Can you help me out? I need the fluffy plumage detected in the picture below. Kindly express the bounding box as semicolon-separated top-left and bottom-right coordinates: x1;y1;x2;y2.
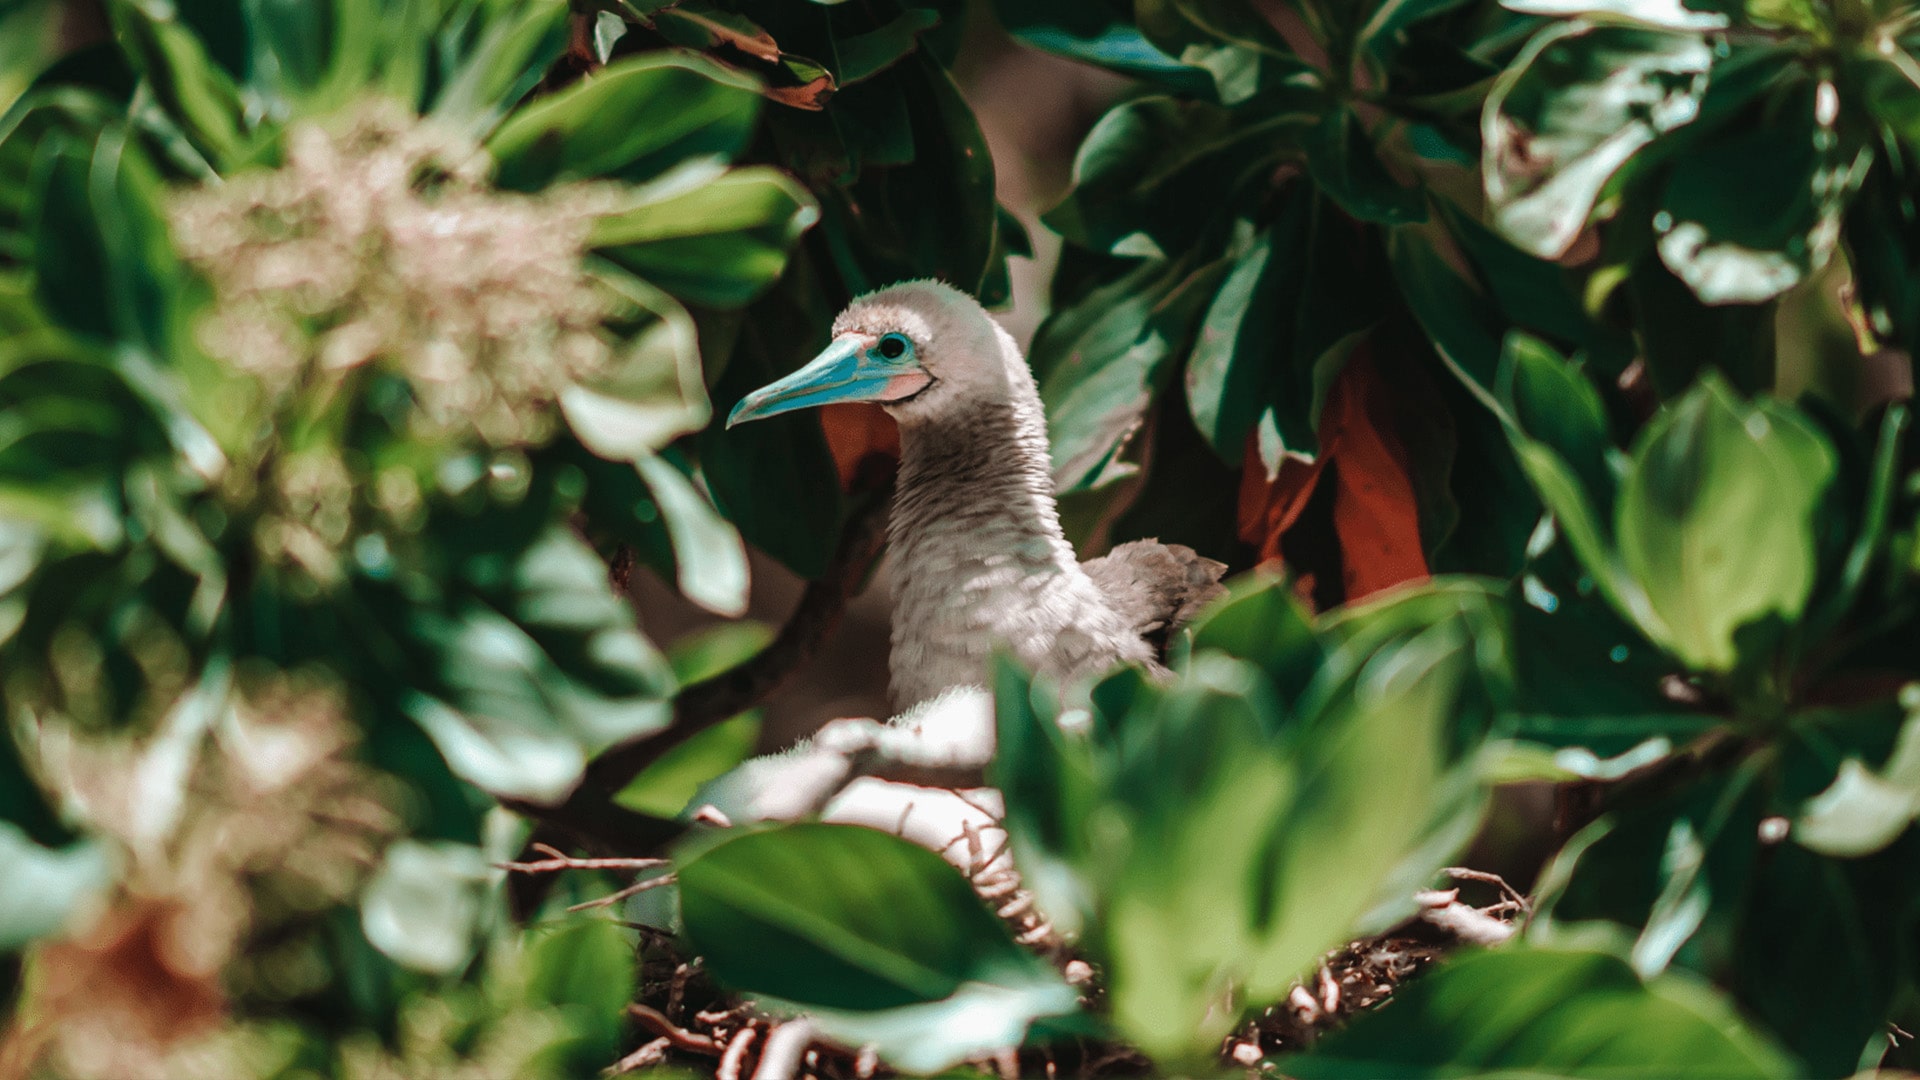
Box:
831;280;1227;708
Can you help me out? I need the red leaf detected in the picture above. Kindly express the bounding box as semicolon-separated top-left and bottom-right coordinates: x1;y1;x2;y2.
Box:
1236;343;1429;604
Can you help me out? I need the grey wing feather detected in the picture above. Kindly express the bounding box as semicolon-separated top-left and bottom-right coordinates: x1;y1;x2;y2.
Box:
1080;539;1229;656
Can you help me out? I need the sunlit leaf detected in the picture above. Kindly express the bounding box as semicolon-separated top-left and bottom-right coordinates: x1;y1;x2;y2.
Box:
678;823;1080;1072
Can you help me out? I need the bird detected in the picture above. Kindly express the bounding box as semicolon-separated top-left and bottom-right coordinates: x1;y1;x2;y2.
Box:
728;279;1227;710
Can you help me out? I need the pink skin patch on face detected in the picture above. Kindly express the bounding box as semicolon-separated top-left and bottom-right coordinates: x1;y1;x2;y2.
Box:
878;370;933;402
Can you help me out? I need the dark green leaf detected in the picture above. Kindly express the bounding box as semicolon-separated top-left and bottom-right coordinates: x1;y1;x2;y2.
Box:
591;168;819;309
991;0;1219;98
1183;571;1325;706
677;823;1079;1073
1485;23;1713;258
1305;107;1426;225
1277;947;1794;1078
1037;256;1230;492
489;53;763;191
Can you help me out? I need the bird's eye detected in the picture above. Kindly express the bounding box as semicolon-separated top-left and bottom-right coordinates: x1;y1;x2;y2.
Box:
877;334;910;360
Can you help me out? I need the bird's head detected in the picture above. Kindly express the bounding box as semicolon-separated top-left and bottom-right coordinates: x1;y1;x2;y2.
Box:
726;280;1016;429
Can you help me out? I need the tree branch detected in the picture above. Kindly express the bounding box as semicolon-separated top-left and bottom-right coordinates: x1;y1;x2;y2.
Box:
504;480;893;879
583;479;892;799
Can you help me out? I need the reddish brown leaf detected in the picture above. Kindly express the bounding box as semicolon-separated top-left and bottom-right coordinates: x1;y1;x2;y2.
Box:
820;402;900;491
763;75;835;111
1237;344;1429;604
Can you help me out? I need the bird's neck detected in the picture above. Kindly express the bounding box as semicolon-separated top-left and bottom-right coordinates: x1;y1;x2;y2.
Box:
890;394;1079;578
885;386;1105;708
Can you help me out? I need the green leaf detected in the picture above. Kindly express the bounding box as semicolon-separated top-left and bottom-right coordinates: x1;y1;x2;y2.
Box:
423;0;571;134
1615;376;1836;674
1729;827;1914;1076
406;526;674;802
1111;626;1474;1068
1497;332;1618;511
562;272;709;463
523;916;638;1071
591;167;819;309
1655;88;1862;304
1305;107;1426;225
990;0;1219;98
1276;947;1794;1078
359;839;492;974
488;53;763;191
1797;691;1920;857
830;7;940;85
1484;23;1712;258
677;823;1080;1073
1182;218;1293;460
1386;226;1511;411
1038;256;1230;492
1045;95;1307;259
1183;571;1325;706
27;135;110;341
635;455;748;618
109;0;247;166
825;53;1000;296
614;712;762;817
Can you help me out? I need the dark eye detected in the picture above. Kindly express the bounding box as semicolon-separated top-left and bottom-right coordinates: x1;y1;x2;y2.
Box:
877;334;910;360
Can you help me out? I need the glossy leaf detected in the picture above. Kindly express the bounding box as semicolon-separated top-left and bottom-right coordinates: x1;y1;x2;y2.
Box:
591;167;819;308
1484;23;1712;259
1277;947;1794;1078
1038;257;1230;492
489;53;763;191
1797;693;1920;857
1615;376;1836;674
1654;90;1861;305
635;455;749;618
561;272;710;464
677;823;1079;1072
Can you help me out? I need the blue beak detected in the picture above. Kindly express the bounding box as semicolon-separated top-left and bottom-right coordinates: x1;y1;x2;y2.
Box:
727;336;920;427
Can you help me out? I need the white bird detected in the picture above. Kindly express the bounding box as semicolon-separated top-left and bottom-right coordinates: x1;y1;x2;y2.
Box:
729;279;1225;710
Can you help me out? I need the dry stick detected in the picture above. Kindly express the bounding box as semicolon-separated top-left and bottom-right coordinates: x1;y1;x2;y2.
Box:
1443;866;1530;912
567;873;677;913
604;1037;671;1077
628;1003;722;1056
717;1025;759;1080
751;1019;818;1080
500;843;669;874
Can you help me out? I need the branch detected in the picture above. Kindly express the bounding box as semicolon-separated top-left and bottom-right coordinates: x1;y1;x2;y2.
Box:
505;480;893;871
587;480;892;797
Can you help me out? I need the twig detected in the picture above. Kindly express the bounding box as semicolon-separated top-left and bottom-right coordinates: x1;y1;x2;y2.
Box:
628;1003;722;1056
1444;866;1530;913
717;1025;759;1080
605;1037;671;1076
568;873;677;912
1415;889;1517;946
752;1019;818;1080
500;843;670;874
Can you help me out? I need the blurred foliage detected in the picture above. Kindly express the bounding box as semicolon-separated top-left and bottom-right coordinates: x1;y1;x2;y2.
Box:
6;0;1920;1077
